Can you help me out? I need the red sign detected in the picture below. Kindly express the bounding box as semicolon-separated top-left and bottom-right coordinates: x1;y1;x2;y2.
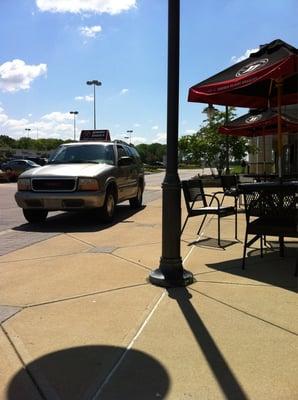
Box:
80;130;111;141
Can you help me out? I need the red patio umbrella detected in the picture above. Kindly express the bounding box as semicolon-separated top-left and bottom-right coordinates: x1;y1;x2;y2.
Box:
188;39;298;175
219;106;298;137
219;106;298;174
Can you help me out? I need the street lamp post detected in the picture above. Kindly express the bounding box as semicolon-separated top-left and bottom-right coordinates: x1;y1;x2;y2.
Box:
149;0;193;287
126;130;133;144
86;80;102;129
25;128;31;138
70;111;79;141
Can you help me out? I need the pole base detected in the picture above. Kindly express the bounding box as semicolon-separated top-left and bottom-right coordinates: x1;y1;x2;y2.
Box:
149;268;194;288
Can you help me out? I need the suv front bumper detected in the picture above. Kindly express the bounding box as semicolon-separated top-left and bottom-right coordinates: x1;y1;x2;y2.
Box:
15;190;106;210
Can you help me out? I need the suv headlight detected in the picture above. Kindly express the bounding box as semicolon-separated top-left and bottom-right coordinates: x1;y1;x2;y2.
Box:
18;178;31;191
78;178;99;191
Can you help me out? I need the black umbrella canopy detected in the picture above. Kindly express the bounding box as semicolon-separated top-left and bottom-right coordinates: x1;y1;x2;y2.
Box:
188;39;298;108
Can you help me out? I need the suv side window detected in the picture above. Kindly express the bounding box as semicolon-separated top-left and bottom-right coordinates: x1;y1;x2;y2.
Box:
117;145;128;159
126;146;142;166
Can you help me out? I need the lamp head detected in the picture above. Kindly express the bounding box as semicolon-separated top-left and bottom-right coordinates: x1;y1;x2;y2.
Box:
202;104;219;120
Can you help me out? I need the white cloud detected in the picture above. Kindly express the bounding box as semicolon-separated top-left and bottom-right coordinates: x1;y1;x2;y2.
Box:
79;25;102;38
153;132;166;144
132;136;147;145
75;95;94;102
120;88;129;95
0;105;79;140
185;129;196;134
133;123;140;128
55;123;73;132
0;108;8;124
3;118;29;130
231;48;259;63
0;59;47;92
36;0;137;15
151;125;159;130
41;111;73;122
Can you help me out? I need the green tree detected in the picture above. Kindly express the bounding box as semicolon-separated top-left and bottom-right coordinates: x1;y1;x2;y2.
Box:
179;107;253;173
135;143;166;164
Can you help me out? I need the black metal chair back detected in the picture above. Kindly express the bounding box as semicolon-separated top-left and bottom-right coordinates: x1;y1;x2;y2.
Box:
241;184;297;273
220;175;239;193
182;179;207;213
243;187;297;220
181;179;237;245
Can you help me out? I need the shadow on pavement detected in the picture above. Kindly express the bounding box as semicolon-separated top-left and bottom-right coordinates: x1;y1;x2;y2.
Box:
205;246;298;292
12;205;145;234
7;345;170;400
187;237;238;250
167;287;248;400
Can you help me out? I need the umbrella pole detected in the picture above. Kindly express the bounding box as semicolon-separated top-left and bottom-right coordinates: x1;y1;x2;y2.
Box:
276;81;283;177
263;133;266;175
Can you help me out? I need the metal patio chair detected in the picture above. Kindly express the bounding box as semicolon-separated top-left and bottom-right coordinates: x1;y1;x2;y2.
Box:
220;175;241;237
242;184;298;274
181;179;237;246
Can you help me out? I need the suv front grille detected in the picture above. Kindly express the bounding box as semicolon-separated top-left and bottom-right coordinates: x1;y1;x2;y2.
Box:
32;178;76;192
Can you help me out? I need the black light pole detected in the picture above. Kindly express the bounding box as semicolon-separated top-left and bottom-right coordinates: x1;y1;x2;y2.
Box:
86;80;102;129
126;130;133;144
149;0;193;287
70;111;79;141
25;128;31;138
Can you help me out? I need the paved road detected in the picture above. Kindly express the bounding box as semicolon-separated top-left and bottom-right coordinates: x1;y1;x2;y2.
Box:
0;169;199;255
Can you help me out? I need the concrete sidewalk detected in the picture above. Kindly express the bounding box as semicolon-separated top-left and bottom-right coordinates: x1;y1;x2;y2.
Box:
0;190;297;399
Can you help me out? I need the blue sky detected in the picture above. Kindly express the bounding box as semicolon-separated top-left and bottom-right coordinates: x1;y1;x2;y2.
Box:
0;0;297;144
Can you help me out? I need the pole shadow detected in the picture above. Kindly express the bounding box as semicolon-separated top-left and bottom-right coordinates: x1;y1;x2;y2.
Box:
167;287;248;400
7;345;169;400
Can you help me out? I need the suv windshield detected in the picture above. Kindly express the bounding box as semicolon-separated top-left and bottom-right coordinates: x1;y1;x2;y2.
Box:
48;144;115;165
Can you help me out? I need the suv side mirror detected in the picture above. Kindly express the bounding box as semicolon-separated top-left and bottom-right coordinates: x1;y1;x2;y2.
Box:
118;156;133;166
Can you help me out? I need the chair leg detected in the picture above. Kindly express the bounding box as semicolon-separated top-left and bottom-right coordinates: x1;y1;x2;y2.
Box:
218;215;221;247
260;235;263;257
242;230;248;269
181;216;189;235
234;197;238;240
220;194;226;206
279;236;285;257
197;215;207;236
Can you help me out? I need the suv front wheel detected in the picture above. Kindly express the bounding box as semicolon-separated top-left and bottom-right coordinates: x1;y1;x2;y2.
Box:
129;183;143;209
23;209;48;223
101;189;116;222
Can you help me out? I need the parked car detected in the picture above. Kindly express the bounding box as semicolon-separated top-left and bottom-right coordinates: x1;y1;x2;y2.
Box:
1;159;40;181
15;140;145;223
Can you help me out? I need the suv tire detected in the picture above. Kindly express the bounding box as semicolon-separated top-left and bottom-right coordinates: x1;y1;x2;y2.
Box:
129;183;143;209
23;209;48;223
101;188;116;222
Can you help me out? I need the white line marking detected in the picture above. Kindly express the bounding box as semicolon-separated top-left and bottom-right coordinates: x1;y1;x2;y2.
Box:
91;291;166;399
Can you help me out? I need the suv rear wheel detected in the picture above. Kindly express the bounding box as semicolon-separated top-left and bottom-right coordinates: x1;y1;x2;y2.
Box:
23;209;48;223
101;188;116;222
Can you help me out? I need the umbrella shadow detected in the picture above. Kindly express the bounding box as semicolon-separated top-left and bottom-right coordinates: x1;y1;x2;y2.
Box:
205;243;298;292
7;345;170;400
167;287;248;400
12;205;146;234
